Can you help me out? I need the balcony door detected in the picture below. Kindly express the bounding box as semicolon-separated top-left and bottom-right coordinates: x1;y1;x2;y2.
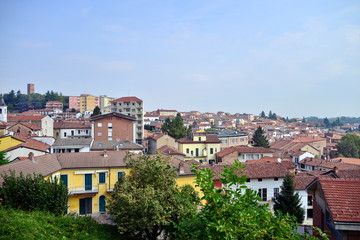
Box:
79;197;92;215
85;174;92;190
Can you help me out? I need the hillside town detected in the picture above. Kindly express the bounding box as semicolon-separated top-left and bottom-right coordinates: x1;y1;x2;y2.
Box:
0;85;360;239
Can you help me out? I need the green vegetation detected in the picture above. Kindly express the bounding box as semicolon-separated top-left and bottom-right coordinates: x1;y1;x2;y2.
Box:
2;89;68;113
91;106;101;117
161;113;192;139
173;162;314;239
0;151;10;165
0;207;119;240
337;134;360;158
252;126;269;148
274;174;305;224
108;153;199;239
0;171;68;215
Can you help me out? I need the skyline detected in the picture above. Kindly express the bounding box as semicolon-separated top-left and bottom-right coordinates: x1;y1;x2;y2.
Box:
1;0;359;118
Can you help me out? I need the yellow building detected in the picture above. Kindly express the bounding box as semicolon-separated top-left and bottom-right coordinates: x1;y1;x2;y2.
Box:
0;151;197;215
0;135;24;151
177;131;221;164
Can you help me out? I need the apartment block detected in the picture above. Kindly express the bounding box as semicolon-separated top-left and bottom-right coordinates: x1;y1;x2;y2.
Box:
110;96;144;144
99;95;115;114
69;94;100;113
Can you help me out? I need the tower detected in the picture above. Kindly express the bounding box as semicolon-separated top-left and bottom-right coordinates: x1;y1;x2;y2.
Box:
0;94;7;122
27;83;35;94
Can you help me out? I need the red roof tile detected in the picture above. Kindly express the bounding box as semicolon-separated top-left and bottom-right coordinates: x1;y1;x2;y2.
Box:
8;115;47;121
157;145;185;156
112;96;142;102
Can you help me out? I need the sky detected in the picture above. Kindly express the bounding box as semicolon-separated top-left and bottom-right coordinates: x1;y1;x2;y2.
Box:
0;0;359;118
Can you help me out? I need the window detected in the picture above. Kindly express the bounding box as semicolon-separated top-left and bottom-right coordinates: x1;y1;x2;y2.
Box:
196;148;199;157
186;148;189;154
210;148;213;154
258;178;262;182
308;195;313;206
118;103;122;106
132;102;135;105
60;174;68;186
199;137;202;141
99;172;106;184
64;132;67;137
108;123;112;128
86;130;89;134
97;123;102;127
274;188;279;198
78;130;81;134
117;171;125;181
301;164;305;169
258;188;267;201
119;109;122;112
98;132;102;136
85;174;92;190
132;109;135;112
246;178;250;182
274;177;278;181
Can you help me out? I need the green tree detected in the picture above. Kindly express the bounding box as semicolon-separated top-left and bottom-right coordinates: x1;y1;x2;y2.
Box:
252;126;269;148
323;117;331;128
260;111;266;118
0;171;68;215
108;153;199;240
161;113;192;140
0;151;10;165
173;162;314;239
274;174;305;224
337;134;360;158
91;106;101;117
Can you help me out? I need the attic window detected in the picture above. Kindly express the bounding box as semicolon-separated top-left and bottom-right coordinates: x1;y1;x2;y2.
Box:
274;177;278;181
246;179;250;182
258;178;262;182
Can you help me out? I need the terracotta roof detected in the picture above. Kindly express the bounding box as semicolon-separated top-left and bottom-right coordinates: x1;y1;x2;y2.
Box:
91;140;143;151
90;112;136;121
54;121;91;129
53;138;92;147
112;96;142;102
0;120;13;127
157;145;185;156
294;175;316;190
216;146;273;158
332;169;360;178
8;115;47;121
293;136;325;143
319;178;360;222
148;133;164;140
246;156;278;163
4;138;51;153
11;122;41;131
177;135;220;144
332;157;360;165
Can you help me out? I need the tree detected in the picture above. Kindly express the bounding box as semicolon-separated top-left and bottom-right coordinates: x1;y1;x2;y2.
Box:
0;171;68;215
0;151;10;165
337;134;360;158
173;162;315;239
302;117;306;123
108;153;199;240
260;111;266;118
252;126;269;148
274;174;305;224
323;117;331;128
161;113;192;140
268;110;272;119
91;106;101;117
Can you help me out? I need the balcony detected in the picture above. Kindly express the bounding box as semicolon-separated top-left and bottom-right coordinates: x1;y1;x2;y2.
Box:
68;186;99;196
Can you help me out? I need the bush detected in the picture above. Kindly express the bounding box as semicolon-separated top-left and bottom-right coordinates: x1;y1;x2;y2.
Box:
0;171;68;215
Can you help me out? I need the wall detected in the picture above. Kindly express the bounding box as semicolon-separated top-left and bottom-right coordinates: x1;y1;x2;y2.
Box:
7;148;46;161
0;136;23;151
93;117;134;142
41;116;54;137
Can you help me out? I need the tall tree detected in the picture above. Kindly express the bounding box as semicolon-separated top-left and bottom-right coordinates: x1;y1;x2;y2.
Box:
274;174;305;224
91;106;101;117
260;111;266;118
337;134;360;158
161;113;192;140
323;117;331;128
268;110;272;119
252;126;269;148
108;153;199;240
0;151;10;165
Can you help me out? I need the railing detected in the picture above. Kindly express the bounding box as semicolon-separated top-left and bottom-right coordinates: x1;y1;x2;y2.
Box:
68;186;99;195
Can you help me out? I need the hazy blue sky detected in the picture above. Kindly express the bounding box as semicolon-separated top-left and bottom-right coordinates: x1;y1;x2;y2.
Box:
1;0;359;117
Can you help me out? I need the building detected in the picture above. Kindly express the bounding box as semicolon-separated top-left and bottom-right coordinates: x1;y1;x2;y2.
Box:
69;94;100;114
0;95;7;122
177;131;221;164
110;96;144;144
90;112;136;142
210;131;248;150
51;138;93;153
307;178;360;239
99;95;115;114
53;120;91;139
147;133;178;154
7;114;54;137
0;151;197;215
45;101;63;110
216;146;274;163
27;83;35;94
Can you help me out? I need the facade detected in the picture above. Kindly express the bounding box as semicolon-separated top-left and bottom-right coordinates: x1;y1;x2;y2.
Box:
216;146;274;163
177;132;221;164
110;96;144;144
69;94;100;113
147;133;178;154
90;112;136;142
99;95;115;114
210;131;248;150
7;114;54;137
51;138;92;153
0;151;197;215
45;101;63;110
54;120;91;139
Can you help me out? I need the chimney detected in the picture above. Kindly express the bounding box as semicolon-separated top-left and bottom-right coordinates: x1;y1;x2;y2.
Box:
179;162;185;174
103;150;108;158
333;166;338;173
295;169;299;175
28;152;35;163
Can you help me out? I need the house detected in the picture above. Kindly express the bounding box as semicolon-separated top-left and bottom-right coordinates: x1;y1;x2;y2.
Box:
299;157;360;172
7;114;54;137
157;145;186;160
147;133;178;154
216;146;274;163
90;140;143;154
306;178;360;239
177;131;221;164
110;96;144;144
209;131;248;150
8;122;42;136
0;151;197;215
51;138;93;153
45;101;63;110
53;120;91;139
90;112;136;142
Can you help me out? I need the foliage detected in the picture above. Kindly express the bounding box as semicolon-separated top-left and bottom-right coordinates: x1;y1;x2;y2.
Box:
91;106;101;117
0;171;68;215
252;126;269;148
260;111;266;118
0;206;120;240
161;113;192;140
173;161;315;240
0;151;10;165
274;174;305;224
108;153;199;240
323;117;331;128
337;134;360;158
2;89;68;113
